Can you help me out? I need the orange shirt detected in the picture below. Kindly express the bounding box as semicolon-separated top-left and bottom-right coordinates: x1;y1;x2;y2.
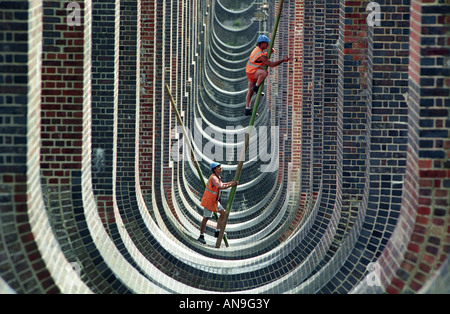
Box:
246;46;267;74
200;174;221;212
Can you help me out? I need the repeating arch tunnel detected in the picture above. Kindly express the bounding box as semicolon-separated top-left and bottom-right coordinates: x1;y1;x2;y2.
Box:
0;0;449;294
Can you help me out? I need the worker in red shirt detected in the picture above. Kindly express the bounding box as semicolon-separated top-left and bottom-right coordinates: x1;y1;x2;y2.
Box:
198;162;238;244
245;35;292;116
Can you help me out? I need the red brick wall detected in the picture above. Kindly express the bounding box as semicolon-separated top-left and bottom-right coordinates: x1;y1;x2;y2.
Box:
291;1;304;175
379;0;450;294
139;0;156;197
41;1;86;185
337;0;369;210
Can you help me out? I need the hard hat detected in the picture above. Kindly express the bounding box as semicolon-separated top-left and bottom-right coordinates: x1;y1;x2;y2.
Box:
257;35;270;43
210;162;221;171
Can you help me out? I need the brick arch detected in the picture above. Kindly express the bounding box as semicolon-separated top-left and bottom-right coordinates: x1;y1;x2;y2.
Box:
0;0;449;294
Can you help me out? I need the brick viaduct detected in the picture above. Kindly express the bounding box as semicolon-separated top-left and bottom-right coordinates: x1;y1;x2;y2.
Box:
0;0;449;294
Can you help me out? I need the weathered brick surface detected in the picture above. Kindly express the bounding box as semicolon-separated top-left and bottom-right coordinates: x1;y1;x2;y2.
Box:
91;0;120;236
0;0;449;294
39;0;130;293
379;0;450;294
0;0;60;294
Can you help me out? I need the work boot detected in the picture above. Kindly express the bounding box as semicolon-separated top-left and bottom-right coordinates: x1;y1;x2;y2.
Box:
245;108;259;117
252;85;265;97
198;234;206;244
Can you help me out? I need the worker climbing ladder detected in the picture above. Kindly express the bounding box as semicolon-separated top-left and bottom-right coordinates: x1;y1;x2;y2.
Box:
165;84;230;247
215;0;285;248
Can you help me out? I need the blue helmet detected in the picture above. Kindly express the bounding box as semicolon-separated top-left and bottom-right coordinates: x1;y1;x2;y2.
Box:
257;35;270;43
210;162;221;171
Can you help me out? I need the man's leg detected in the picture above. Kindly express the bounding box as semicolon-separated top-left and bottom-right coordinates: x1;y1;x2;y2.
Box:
200;217;209;235
215;208;226;237
246;80;256;110
198;208;211;244
245;70;267;116
252;69;268;93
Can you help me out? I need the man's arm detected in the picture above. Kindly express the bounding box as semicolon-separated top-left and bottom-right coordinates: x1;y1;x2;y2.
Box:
258;55;291;68
211;177;238;190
